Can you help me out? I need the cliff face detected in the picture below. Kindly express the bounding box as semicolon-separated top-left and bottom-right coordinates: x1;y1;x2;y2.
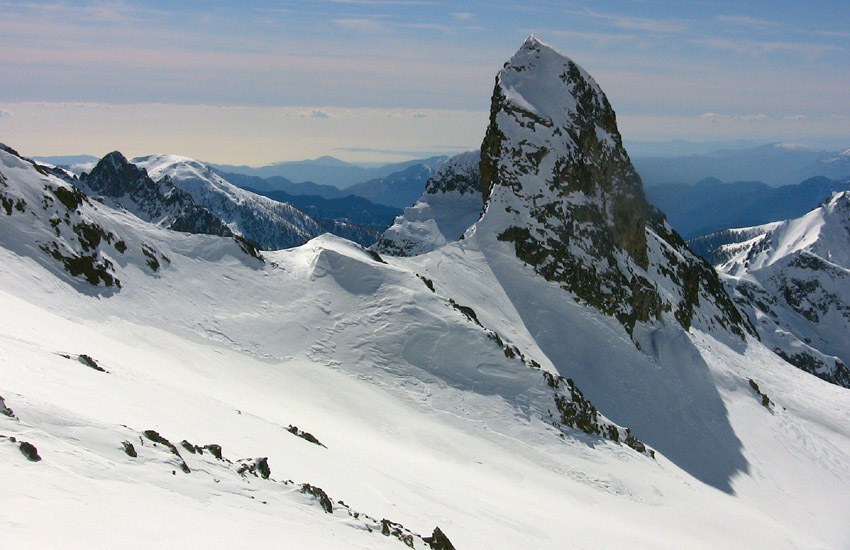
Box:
476;36;752;339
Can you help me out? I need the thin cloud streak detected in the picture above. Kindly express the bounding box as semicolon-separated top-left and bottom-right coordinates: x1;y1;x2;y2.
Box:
694;37;842;56
716;15;782;28
574;8;689;34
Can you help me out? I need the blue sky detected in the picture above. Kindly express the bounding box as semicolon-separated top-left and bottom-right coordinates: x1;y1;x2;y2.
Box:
1;1;848;163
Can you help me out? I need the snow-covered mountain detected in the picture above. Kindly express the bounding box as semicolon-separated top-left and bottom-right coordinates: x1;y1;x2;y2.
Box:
375;150;482;256
78;151;234;238
2;37;850;550
693;192;850;387
0;144;263;292
130;155;334;250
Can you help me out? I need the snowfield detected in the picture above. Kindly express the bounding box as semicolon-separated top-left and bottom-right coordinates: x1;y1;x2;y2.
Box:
2;226;849;549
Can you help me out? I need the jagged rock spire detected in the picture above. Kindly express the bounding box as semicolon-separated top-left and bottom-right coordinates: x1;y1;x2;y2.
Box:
477;37;752;338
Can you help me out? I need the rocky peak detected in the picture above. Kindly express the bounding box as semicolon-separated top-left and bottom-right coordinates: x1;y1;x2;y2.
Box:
481;36;648;265
83;151;154;197
478;37;752;339
80;151;233;239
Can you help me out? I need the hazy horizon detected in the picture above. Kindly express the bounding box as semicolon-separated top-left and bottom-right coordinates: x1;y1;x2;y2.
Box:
2;1;848;164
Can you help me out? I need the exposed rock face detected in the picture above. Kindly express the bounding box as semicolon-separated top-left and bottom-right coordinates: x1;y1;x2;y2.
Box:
81;152;233;238
477;36;752;339
375;150;483;256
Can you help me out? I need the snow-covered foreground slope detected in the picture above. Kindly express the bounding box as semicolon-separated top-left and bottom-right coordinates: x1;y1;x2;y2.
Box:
2;231;850;549
697;192;850;387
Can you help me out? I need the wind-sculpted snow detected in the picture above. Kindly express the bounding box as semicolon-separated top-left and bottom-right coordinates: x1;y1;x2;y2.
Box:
375;150;483;256
700;192;850;387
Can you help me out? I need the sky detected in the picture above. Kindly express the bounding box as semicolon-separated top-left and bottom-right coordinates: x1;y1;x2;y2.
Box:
1;0;848;165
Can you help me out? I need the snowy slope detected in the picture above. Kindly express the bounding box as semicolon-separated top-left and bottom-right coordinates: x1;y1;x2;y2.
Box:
375;150;482;256
2;37;850;550
2;190;849;549
697;192;850;386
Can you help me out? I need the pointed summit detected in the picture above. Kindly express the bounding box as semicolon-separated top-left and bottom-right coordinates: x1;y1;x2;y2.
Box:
480;36;648;266
477;37;752;338
521;34;543;47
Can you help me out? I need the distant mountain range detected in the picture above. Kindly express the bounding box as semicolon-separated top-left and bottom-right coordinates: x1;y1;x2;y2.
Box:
646;176;850;240
248;189;401;230
219;161;440;210
634;143;850;187
211;155;447;188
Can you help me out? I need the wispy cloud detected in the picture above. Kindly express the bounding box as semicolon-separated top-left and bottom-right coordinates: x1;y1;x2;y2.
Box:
400;22;452;32
331;16;459;34
451;12;473;21
302;109;331;119
306;0;437;4
701;113;769;123
1;0;169;24
332;17;388;32
546;29;639;46
716;15;782;28
694;38;841;56
817;30;850;38
575;9;688;33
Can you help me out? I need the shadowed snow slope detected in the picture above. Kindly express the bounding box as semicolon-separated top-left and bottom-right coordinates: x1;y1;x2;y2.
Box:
1;38;850;550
